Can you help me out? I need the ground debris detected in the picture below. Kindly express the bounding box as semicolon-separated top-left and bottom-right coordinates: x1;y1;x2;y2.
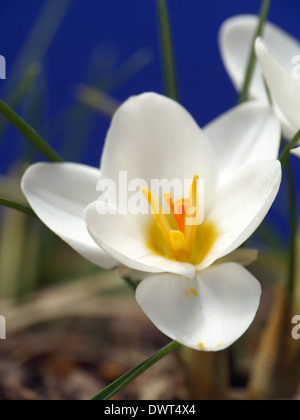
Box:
0;316;185;400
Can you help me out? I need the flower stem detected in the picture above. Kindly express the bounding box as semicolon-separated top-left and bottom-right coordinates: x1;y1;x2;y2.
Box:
0;197;36;217
0;99;63;163
91;340;180;400
285;159;297;298
279;129;300;167
238;0;270;104
157;0;179;101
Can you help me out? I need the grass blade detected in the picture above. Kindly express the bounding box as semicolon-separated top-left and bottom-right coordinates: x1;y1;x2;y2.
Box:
0;64;41;148
0;99;63;162
75;85;120;117
279;129;300;167
238;0;271;104
92;340;180;400
0;197;35;216
3;0;73;96
157;0;179;101
285;160;297;298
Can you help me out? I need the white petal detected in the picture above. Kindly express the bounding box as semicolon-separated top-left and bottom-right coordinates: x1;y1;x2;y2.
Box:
291;147;300;158
255;38;300;135
85;201;196;279
275;108;299;140
198;160;281;269
204;101;281;183
136;263;261;351
219;15;267;100
100;92;219;212
219;15;300;138
21;162;117;269
219;15;300;100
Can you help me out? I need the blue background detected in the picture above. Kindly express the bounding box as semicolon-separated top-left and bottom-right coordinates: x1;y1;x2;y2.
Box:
0;0;300;165
0;0;299;243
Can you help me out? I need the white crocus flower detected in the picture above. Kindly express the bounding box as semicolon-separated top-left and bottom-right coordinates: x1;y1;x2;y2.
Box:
255;38;300;145
220;15;300;154
22;93;281;351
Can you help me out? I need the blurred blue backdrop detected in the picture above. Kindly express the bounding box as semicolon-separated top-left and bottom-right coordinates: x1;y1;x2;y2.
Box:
0;0;299;243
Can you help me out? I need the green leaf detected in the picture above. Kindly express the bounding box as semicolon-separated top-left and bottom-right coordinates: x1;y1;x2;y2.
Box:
3;0;73;96
157;0;179;101
0;197;36;217
238;0;271;104
285;160;297;299
92;340;180;400
0;99;63;163
279;129;300;167
0;64;41;146
278;131;300;299
7;64;41;109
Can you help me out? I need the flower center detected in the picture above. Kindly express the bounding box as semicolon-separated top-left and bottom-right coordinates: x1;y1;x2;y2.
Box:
141;175;217;265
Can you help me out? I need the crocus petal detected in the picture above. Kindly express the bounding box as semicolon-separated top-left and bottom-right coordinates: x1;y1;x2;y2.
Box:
219;15;300;138
197;160;281;269
219;15;300;100
291;147;300;158
136;263;261;351
204;101;281;182
85;201;196;279
100;92;219;212
255;38;300;135
21;162;117;269
219;15;267;100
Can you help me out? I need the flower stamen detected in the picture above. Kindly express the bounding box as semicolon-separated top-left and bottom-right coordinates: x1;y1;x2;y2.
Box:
142;175;206;262
141;187;172;249
185;175;199;251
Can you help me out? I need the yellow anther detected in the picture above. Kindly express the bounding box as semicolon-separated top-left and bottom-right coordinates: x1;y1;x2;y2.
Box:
189;175;199;208
141;187;172;248
142;175;217;265
185;175;199;249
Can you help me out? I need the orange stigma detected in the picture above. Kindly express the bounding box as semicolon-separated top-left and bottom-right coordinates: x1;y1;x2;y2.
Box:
141;175;217;264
